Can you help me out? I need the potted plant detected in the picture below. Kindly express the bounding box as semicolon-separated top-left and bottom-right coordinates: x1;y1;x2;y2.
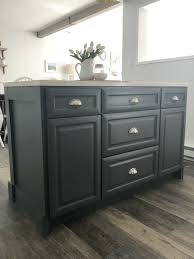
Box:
69;42;105;80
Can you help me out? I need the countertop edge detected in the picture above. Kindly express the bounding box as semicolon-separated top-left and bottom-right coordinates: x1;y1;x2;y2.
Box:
4;80;189;88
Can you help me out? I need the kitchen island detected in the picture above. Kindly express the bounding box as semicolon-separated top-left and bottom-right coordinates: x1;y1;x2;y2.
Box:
5;80;187;236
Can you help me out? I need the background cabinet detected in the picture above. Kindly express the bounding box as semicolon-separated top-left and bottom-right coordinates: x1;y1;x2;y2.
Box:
48;115;101;218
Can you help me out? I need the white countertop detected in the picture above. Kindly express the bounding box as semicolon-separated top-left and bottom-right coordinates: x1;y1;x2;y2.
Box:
4;80;188;88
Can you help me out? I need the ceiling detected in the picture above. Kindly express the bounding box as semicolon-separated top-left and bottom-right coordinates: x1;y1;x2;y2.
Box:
0;0;96;31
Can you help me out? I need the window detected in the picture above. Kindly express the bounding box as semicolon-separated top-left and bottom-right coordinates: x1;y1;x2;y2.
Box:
138;0;194;62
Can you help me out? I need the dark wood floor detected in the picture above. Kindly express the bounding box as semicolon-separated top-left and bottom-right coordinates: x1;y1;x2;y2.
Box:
0;148;194;258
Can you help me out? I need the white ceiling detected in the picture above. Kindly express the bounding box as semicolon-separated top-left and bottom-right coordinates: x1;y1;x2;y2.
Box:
0;0;96;31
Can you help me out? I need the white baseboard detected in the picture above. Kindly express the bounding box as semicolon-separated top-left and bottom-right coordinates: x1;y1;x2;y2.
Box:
184;146;194;161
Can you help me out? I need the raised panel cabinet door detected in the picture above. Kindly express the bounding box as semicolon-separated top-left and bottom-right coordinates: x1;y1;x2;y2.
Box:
48;116;101;218
159;107;185;175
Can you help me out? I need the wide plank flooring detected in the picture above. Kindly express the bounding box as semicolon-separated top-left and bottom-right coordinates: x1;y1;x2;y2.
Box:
0;147;194;258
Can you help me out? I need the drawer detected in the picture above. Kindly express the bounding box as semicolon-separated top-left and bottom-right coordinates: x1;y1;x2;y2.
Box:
162;88;187;108
102;110;160;156
46;88;101;118
102;87;161;113
102;147;158;197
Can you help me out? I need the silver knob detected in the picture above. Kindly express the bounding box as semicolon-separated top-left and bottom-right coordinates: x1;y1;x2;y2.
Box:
128;128;139;134
69;99;82;107
130;97;139;105
171;96;179;102
128;168;138;175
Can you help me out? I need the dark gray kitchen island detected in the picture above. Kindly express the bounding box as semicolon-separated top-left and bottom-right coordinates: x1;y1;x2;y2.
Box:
4;80;187;236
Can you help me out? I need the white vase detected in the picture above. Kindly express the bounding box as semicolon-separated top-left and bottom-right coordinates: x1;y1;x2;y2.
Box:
75;58;94;80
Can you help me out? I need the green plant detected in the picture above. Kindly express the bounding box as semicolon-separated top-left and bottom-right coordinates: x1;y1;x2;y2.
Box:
69;42;105;62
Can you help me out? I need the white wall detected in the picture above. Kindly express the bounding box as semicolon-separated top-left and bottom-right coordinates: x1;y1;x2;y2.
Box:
0;28;70;82
64;6;123;78
122;0;194;148
0;6;123;83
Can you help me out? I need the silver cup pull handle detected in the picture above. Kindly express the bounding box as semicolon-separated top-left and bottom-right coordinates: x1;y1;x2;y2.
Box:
128;168;138;175
128;128;139;134
69;99;82;107
130;97;139;105
171;96;180;102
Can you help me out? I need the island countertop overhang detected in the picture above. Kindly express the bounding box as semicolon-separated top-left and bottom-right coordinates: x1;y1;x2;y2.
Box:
4;80;188;88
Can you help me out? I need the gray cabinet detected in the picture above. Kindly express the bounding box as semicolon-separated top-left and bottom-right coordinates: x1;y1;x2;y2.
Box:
5;85;187;236
48;116;101;218
159;107;185;176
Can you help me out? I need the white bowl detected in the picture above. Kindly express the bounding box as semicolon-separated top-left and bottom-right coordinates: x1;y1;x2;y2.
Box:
94;73;107;81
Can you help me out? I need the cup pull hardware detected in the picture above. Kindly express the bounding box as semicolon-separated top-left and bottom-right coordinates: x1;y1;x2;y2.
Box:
128;168;138;175
128;128;139;134
68;99;82;107
130;97;139;105
171;96;180;102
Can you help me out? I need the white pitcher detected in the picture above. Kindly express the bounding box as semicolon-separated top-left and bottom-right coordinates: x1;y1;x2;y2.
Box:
75;58;94;80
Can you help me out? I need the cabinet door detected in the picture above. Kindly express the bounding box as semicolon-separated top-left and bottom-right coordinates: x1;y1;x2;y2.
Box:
159;108;185;175
48;116;101;218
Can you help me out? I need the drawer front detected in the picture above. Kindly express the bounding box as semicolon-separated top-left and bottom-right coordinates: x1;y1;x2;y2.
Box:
46;88;101;117
102;87;161;113
162;88;187;108
102;147;158;197
102;110;160;157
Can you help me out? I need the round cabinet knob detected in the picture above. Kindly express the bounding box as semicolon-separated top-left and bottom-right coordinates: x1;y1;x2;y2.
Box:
128;127;139;134
171;96;180;102
128;168;138;175
130;97;139;105
69;99;82;107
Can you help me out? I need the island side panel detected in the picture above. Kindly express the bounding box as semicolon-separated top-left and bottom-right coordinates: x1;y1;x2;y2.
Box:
5;86;47;221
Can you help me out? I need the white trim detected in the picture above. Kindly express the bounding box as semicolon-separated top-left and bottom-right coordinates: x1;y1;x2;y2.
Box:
184;156;194;162
184;149;194;160
185;145;194;150
136;55;194;66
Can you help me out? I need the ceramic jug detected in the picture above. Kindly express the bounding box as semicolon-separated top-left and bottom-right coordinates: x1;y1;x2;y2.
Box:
75;58;94;80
